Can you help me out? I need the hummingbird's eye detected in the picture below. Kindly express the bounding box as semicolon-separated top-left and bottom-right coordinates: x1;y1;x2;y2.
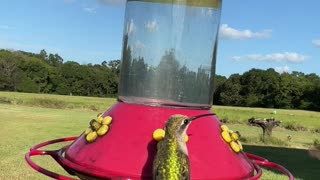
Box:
184;119;189;125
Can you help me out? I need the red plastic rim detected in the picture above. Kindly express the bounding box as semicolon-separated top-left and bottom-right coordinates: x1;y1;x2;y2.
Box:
25;137;77;180
25;137;294;180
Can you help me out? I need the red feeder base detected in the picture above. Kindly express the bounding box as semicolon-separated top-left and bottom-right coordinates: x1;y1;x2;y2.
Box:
25;102;294;180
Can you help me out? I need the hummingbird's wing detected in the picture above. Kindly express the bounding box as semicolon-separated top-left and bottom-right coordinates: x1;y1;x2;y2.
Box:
179;152;190;180
153;140;190;180
153;140;164;180
152;155;159;180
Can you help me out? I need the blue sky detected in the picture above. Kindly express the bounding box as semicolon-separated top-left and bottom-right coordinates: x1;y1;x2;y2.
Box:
0;0;319;76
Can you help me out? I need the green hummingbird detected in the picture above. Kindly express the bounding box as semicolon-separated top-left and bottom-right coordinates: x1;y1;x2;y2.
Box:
152;113;215;180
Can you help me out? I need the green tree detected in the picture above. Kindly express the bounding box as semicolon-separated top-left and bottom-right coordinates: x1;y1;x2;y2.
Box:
39;49;48;61
0;50;23;91
56;61;82;95
219;74;243;106
240;69;279;107
213;75;227;104
106;60;120;75
301;73;320;110
18;57;51;93
47;53;63;67
274;72;306;109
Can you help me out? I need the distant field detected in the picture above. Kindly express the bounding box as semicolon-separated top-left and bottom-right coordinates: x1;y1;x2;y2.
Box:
0;92;320;129
0;91;116;111
1;91;319;129
213;105;320;130
0;91;319;149
0;92;319;179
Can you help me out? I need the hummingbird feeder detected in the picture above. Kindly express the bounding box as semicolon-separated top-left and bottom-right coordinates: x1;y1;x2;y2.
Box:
26;0;294;179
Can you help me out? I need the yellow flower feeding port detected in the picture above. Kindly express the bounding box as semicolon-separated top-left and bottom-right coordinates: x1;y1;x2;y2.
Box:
85;115;113;143
220;125;243;153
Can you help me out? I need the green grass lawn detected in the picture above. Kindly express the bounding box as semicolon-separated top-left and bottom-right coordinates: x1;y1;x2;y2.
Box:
0;92;319;179
1;91;319;129
0;91;116;111
0;104;96;180
226;123;319;149
213;105;320;130
244;145;319;180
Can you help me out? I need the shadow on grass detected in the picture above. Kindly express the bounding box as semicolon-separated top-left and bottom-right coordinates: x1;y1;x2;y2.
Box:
244;145;320;180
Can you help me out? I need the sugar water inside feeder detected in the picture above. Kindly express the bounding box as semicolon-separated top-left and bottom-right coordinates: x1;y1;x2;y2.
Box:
118;0;222;108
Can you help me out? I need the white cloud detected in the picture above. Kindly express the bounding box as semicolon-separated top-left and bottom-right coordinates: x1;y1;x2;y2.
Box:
231;56;241;61
275;66;290;74
83;7;97;13
219;24;272;40
312;39;320;47
201;9;214;17
145;20;158;32
135;40;144;49
0;25;9;30
97;0;126;6
231;52;310;64
127;19;136;35
0;37;60;54
206;9;213;17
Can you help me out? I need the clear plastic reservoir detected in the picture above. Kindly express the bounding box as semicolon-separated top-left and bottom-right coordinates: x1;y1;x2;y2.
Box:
118;0;222;108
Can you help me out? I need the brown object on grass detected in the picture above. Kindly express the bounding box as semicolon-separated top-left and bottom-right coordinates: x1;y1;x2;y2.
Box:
308;149;320;160
248;117;281;137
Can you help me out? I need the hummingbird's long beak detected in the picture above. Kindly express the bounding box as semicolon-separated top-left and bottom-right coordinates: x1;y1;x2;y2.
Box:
189;113;216;121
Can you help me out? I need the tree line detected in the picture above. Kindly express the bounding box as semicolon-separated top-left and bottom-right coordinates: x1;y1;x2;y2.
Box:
0;49;319;111
214;69;320;111
0;49;119;97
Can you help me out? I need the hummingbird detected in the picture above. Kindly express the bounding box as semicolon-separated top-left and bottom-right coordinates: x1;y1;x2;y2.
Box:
152;113;215;180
